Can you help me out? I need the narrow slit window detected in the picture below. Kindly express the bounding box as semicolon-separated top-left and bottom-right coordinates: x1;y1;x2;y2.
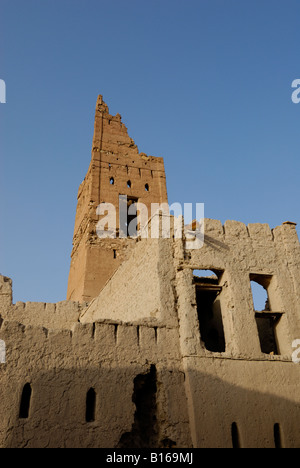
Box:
127;180;131;188
110;177;114;185
145;183;149;192
19;383;32;419
274;423;283;448
231;422;241;448
194;269;225;353
86;388;96;423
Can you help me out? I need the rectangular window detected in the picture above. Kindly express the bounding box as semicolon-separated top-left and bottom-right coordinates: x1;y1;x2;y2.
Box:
119;195;139;238
127;196;139;237
194;270;225;353
250;274;283;355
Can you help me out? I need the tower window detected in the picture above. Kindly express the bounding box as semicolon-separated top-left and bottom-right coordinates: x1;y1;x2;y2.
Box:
127;180;132;188
110;177;114;185
127;197;138;237
145;184;149;192
19;383;32;419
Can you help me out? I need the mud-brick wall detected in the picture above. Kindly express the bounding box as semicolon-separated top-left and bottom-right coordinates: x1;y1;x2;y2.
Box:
177;219;300;358
0;275;84;330
175;219;300;448
0;319;191;448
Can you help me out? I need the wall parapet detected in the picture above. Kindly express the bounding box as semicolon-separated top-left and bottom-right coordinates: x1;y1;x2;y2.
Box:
0;277;87;330
0;276;13;309
0;318;181;369
203;218;299;244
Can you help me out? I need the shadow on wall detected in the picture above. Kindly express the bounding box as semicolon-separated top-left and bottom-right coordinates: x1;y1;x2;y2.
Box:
1;365;300;448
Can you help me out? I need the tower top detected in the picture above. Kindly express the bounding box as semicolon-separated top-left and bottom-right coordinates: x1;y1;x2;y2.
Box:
96;94;110;114
92;94;140;159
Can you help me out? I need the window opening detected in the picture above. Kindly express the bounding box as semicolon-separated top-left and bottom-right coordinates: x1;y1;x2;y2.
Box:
127;196;138;237
194;269;225;353
86;388;96;423
274;423;283;448
231;422;241;448
250;274;282;355
19;383;32;419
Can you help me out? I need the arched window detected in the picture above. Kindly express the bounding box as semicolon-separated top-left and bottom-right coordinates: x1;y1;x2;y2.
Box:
19;383;32;419
127;180;132;188
145;183;149;192
86;388;96;423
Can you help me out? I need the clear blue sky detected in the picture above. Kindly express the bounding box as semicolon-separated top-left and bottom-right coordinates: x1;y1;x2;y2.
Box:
1;0;299;303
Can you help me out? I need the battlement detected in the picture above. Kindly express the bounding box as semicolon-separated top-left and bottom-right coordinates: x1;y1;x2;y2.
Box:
0;277;86;330
0;318;180;368
202;218;299;244
0;313;190;449
0;276;12;308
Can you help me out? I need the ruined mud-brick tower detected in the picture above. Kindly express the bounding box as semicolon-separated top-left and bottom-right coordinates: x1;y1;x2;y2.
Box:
67;96;168;302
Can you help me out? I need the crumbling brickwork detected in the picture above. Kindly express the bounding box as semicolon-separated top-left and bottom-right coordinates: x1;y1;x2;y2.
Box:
67;96;168;302
0;301;190;448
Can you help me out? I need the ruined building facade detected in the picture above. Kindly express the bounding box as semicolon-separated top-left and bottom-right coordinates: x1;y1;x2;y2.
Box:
0;97;300;448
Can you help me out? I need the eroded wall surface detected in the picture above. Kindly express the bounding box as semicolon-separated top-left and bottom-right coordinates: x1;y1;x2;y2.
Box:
0;318;190;448
1;218;300;447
